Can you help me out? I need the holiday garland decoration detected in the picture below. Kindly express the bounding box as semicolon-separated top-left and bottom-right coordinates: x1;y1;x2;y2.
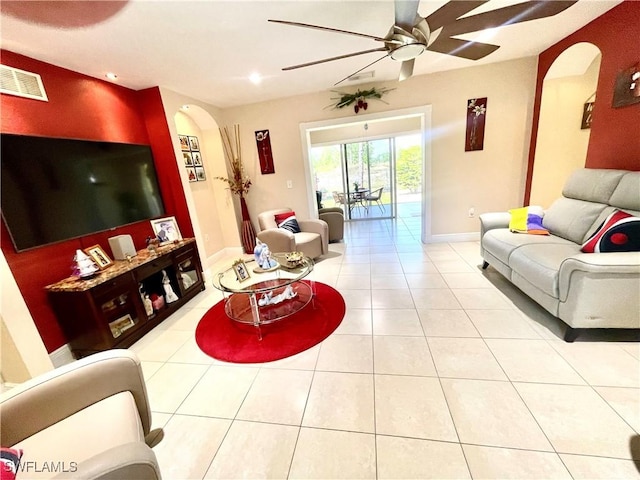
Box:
328;87;395;113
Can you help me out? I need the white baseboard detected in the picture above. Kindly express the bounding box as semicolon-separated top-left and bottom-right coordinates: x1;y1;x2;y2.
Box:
429;232;480;243
49;344;75;367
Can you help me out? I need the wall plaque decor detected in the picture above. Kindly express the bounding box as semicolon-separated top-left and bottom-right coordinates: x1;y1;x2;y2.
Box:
612;63;640;108
581;101;595;129
256;129;275;174
465;98;487;152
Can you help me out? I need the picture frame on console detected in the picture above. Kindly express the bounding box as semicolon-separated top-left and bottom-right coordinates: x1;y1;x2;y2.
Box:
232;259;250;282
84;244;113;269
150;216;182;243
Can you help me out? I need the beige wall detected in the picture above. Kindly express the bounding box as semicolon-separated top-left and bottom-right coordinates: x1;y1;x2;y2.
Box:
220;56;538;236
530;56;600;208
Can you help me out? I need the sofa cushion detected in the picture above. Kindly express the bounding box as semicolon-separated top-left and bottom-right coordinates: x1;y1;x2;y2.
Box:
12;391;144;479
1;448;22;480
581;210;640;253
482;229;573;265
609;171;640;211
274;211;301;234
562;168;627;204
509;243;582;298
542;197;607;244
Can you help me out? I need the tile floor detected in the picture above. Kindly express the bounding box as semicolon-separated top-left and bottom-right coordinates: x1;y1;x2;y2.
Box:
131;216;640;479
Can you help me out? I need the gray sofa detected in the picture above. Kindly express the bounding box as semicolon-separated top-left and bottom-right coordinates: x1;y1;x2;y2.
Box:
480;168;640;341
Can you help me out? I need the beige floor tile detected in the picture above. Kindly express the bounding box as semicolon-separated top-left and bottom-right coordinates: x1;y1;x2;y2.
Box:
162;306;209;331
550;342;640;387
373;336;436;376
559;453;640;479
372;308;424;336
375;375;458;441
235;369;313;425
289;428;376;479
177;365;258;418
371;274;408;290
441;378;552;451
619;342;640;360
427;250;464;262
333;308;372;335
411;289;462;309
204;420;298;479
428;337;507;380
418;309;480;337
340;263;371;275
405;273;448;289
370;252;400;264
371;262;404;274
377;435;470;479
168;336;217;364
369;245;398;254
400;260;439;273
515;382;638;459
131;329;192;362
302;371;375;433
337;274;371;290
485;339;585;384
452;288;513;309
595;386;640;432
152;414;230;480
316;334;373;373
261;344;321;370
141;361;164;381
433;260;476;273
462;444;571;479
146;362;208;413
343;254;372;264
371;289;416;309
340;289;372;309
442;272;493;289
465;309;541;338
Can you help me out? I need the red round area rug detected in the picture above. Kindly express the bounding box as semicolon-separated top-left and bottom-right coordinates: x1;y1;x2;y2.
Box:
195;281;345;363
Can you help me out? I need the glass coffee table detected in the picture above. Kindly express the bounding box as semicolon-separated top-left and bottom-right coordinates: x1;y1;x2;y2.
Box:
212;253;315;339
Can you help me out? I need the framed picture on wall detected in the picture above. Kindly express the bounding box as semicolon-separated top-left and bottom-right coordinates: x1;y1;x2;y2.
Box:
179;135;190;151
188;136;200;151
195;166;206;181
186;167;197;182
183;152;193;166
192;151;203;166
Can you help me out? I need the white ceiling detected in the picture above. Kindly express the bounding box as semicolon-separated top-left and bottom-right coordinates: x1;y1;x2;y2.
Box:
0;0;622;109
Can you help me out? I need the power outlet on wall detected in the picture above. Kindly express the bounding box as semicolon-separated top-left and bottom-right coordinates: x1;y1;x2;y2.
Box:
286;180;293;189
468;207;475;218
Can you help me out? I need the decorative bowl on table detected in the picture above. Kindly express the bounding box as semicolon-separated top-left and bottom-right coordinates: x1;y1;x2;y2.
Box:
285;251;304;268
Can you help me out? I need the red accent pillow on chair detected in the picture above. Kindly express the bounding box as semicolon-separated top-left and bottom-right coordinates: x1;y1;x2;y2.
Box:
274;211;301;234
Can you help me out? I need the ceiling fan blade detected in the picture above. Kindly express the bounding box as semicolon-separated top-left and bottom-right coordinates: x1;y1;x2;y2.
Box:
427;1;578;36
424;1;487;30
281;47;388;71
268;19;388;42
394;0;420;30
427;36;499;61
334;53;390;86
398;59;415;81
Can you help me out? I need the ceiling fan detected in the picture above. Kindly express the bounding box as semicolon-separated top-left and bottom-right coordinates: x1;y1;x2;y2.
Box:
269;0;577;85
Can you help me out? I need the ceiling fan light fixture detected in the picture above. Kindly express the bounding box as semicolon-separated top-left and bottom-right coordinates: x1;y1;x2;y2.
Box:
390;43;426;61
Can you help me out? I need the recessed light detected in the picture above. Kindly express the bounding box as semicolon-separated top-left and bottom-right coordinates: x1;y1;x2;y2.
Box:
249;73;262;85
105;72;118;81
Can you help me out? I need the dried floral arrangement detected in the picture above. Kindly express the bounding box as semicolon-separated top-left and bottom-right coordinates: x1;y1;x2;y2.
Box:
328;87;395;113
215;124;251;196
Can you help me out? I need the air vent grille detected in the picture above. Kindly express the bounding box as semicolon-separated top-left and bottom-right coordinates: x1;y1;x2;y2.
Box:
0;65;48;101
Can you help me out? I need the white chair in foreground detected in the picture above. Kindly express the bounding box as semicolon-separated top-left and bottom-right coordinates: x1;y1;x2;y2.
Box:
0;350;162;479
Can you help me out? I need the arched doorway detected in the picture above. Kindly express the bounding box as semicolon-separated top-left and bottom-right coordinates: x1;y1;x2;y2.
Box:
529;42;601;207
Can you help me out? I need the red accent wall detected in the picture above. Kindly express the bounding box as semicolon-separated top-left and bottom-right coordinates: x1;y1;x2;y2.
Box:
525;2;640;201
1;50;192;353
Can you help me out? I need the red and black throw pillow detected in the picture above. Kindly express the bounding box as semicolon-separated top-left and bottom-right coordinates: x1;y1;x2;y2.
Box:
581;210;640;253
1;448;23;480
274;211;301;234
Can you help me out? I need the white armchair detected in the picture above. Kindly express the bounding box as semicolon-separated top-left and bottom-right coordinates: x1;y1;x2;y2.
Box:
257;208;328;259
0;350;161;479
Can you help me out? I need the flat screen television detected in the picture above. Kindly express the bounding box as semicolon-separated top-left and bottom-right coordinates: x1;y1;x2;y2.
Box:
1;134;166;251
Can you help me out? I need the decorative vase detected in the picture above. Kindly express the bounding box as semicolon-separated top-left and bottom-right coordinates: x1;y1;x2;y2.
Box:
239;195;257;253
